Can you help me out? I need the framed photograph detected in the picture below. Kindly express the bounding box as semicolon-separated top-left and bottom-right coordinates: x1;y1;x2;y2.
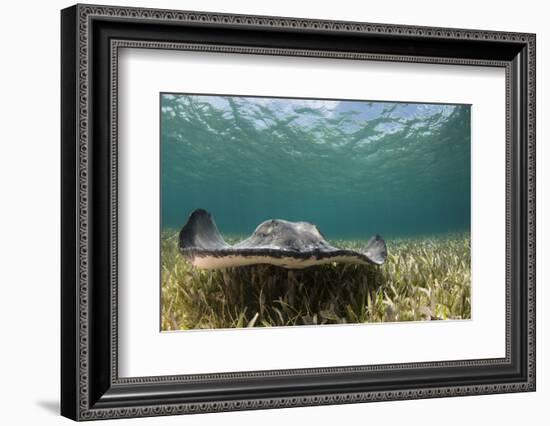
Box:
61;4;536;421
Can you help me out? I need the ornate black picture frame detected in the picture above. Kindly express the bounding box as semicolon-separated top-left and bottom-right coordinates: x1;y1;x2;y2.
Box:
61;3;536;421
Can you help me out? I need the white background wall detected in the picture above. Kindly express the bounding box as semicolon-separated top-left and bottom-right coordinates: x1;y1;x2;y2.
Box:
0;0;547;424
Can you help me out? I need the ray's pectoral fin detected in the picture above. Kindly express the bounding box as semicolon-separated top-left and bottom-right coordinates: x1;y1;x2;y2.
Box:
179;208;230;251
362;234;388;265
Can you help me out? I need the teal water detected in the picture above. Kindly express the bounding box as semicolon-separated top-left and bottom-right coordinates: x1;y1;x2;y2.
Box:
160;94;470;240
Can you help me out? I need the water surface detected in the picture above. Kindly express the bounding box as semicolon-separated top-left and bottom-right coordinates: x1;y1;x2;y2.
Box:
160;94;470;240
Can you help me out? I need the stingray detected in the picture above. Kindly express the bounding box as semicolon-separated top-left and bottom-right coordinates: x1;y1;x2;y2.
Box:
178;209;388;269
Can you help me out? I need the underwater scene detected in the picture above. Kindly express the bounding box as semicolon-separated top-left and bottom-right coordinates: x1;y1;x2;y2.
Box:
160;93;471;330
